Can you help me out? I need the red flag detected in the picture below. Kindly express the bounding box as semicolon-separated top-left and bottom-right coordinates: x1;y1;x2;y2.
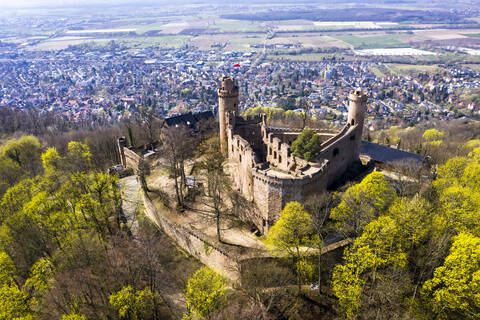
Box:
233;63;241;67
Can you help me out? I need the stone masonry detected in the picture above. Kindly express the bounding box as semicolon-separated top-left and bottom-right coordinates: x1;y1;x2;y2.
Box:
218;76;368;234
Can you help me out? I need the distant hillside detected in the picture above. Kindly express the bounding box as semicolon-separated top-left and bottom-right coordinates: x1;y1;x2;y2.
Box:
221;8;466;23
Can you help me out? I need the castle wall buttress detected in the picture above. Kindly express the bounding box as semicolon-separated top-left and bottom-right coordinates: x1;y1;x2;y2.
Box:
252;175;283;234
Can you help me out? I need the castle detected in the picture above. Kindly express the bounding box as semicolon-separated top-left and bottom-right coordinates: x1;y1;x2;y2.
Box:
218;76;368;234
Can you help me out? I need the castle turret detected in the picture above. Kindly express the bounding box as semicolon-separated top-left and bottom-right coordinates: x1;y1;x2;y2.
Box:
218;76;239;155
348;88;368;157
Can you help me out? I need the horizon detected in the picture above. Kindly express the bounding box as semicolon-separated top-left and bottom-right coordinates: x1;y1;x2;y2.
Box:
1;0;476;9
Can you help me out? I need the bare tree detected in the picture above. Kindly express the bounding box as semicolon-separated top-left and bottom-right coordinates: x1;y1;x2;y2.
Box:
138;105;161;147
238;260;295;320
195;137;230;243
304;192;335;294
390;159;430;197
160;125;192;209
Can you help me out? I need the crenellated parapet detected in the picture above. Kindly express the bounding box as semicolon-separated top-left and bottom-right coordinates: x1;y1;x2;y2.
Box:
219;78;368;234
252;158;329;186
218;76;239;99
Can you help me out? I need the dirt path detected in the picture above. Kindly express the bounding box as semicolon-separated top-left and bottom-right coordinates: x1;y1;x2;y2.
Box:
119;175;141;234
120;175;188;319
146;167;268;252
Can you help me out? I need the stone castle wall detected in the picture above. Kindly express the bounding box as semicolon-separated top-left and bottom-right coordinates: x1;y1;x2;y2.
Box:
223;116;359;233
251;162;329;233
123;148;142;172
227;129;258;201
317;124;360;185
142;190;241;280
117;137;142;172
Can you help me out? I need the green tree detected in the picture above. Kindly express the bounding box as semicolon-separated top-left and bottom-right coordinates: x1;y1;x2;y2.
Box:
65;141;92;173
267;201;319;291
0;284;32;319
422;232;480;319
332;216;407;319
61;313;87;320
422;128;445;142
0;158;24;196
291;130;323;161
41;147;62;178
0;251;16;285
184;267;226;320
109;285;156;320
23;258;54;306
0;136;43;177
330;172;397;237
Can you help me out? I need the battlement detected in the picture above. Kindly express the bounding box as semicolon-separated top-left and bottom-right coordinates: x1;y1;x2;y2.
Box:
218;76;239;98
252;158;329;186
349;88;368;103
219;79;368;234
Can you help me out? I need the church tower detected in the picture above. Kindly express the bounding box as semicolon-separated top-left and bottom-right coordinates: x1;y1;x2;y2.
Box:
348;88;368;157
218;76;239;155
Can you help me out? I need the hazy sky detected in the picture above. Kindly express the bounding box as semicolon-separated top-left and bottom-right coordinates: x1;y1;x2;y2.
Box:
0;0;157;8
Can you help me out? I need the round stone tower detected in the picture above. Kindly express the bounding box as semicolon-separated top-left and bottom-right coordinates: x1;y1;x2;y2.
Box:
218;76;239;155
348;88;368;157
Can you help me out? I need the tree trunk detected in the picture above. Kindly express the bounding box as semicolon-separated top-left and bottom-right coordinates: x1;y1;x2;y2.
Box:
216;209;221;243
172;159;182;208
296;246;301;294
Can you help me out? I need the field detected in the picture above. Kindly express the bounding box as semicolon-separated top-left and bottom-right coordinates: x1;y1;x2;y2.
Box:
354;48;436;56
7;5;480;57
117;35;191;48
334;34;407;49
213;19;264;33
28;37;111;50
462;64;480;72
369;65;391;78
189;34;263;51
386;63;447;75
268;53;338;61
111;17;263;35
268;34;350;49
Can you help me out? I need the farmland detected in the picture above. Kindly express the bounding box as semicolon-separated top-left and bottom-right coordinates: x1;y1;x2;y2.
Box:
2;1;480;65
334;34;408;49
